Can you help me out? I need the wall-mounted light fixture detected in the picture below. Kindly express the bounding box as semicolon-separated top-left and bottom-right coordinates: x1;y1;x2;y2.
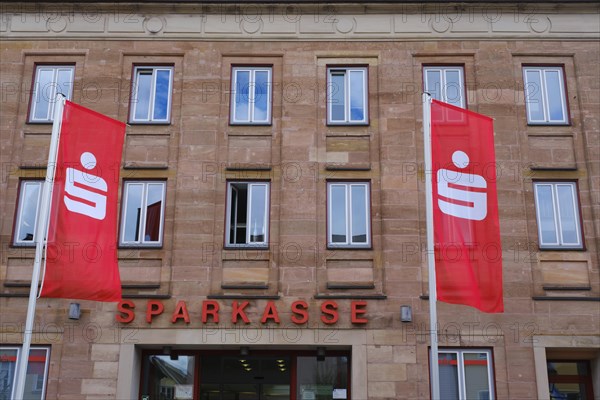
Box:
68;303;81;320
400;305;412;322
317;346;326;362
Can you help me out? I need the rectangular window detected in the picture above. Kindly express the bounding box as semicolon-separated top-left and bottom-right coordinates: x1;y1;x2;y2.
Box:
120;181;166;247
534;182;583;249
226;182;269;247
130;66;173;123
548;360;594;400
230;67;272;125
328;182;371;247
13;180;43;246
29;65;74;123
327;67;368;125
423;66;466;108
0;346;50;400
523;66;568;125
437;349;495;400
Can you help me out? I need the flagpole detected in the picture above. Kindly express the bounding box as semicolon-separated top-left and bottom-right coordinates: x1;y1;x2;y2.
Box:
423;92;440;400
13;94;65;400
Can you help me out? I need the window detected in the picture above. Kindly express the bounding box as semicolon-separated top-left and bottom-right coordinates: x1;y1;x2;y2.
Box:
13;180;43;246
327;67;368;125
130;66;173;123
533;182;583;249
548;360;594;400
226;182;269;247
523;66;568;124
29;65;74;123
120;181;166;247
423;66;466;108
327;182;370;247
0;346;50;400
230;67;272;124
436;349;495;400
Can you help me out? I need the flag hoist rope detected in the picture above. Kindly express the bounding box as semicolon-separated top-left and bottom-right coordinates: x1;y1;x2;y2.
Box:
423;92;440;400
14;95;66;400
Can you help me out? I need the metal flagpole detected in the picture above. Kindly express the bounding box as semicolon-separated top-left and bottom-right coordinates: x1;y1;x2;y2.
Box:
423;92;440;400
13;94;65;400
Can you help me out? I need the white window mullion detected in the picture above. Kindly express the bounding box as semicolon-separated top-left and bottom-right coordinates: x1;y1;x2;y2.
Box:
457;351;466;400
346;184;353;245
250;70;256;123
246;184;253;244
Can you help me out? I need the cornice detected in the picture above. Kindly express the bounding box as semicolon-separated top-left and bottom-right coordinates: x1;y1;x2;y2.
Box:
0;3;598;40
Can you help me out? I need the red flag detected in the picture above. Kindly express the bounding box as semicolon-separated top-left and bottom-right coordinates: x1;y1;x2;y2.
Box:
431;100;503;313
40;101;125;302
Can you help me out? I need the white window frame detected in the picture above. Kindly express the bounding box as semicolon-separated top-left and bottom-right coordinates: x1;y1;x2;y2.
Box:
130;66;173;124
120;181;166;247
29;65;74;123
225;182;270;247
533;182;583;249
230;67;272;125
423;66;466;108
327;67;369;125
327;182;371;248
437;348;495;400
13;180;43;246
523;66;568;125
0;346;50;400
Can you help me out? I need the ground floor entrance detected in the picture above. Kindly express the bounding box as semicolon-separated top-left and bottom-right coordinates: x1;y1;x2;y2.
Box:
140;350;350;400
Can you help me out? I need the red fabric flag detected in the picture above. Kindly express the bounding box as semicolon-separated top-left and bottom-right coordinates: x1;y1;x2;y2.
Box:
431;100;503;313
40;101;125;302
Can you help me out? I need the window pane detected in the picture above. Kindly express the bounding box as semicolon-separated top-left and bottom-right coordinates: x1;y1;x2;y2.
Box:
254;70;269;122
548;361;589;376
545;70;565;122
17;182;42;243
425;70;442;101
439;353;459;400
56;68;73;101
296;356;348;400
556;184;578;245
134;71;152;121
0;348;48;400
525;70;545;121
141;355;195;400
536;185;558;245
144;184;164;242
234;70;250;122
330;73;345;122
33;69;54;120
464;353;491;400
330;185;347;243
349;70;364;121
0;348;18;400
228;183;248;245
123;184;144;242
152;69;171;121
550;383;587;400
445;70;462;107
249;184;267;243
350;185;367;243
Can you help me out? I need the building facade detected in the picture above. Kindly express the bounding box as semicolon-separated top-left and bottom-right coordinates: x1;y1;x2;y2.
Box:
1;1;599;399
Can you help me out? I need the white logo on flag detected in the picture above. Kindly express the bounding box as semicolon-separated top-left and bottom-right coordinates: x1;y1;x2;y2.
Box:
64;152;107;220
437;150;487;221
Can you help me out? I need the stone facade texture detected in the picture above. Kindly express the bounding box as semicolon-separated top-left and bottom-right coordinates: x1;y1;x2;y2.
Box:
0;2;599;399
